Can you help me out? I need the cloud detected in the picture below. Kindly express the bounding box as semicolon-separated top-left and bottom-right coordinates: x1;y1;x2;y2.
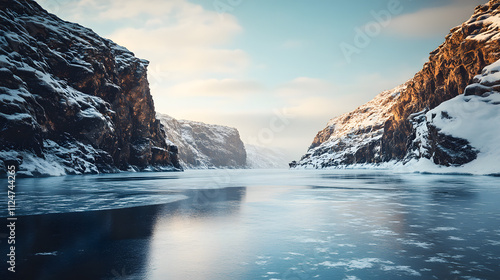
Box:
385;1;483;38
106;1;247;76
68;0;182;21
167;79;264;97
105;2;242;50
41;0;249;78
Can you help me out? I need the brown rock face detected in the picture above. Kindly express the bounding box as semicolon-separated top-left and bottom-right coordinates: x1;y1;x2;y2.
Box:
0;0;180;175
381;1;500;161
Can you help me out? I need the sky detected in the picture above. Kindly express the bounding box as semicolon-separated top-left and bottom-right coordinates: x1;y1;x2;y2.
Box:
37;0;485;161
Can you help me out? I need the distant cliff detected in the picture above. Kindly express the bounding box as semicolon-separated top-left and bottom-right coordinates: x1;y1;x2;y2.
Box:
158;114;246;169
245;144;289;169
295;0;500;174
0;0;181;176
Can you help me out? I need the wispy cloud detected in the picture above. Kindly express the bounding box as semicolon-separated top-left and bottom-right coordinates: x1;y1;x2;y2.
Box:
385;1;483;38
43;0;249;79
71;0;182;21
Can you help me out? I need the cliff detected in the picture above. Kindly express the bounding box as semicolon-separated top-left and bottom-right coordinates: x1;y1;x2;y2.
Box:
382;0;500;161
295;0;500;173
298;83;408;168
158;114;246;169
0;0;181;176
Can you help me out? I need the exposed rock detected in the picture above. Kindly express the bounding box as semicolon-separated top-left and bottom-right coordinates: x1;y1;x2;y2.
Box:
0;0;180;176
158;114;246;169
405;109;478;167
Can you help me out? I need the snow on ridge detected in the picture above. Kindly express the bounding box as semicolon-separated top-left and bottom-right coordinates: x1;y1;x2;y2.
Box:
463;2;500;42
325;82;407;138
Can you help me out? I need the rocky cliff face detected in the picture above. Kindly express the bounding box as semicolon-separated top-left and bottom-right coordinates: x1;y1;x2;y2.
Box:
295;0;500;171
158;114;246;169
382;0;500;161
298;83;407;168
0;0;180;176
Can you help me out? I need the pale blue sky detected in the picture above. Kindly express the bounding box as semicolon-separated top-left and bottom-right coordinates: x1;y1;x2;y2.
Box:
38;0;485;160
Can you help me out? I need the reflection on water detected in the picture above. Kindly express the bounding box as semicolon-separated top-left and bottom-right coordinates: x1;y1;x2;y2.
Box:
1;170;500;280
0;187;246;280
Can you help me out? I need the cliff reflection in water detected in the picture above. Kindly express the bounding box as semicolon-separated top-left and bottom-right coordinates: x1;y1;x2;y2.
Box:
1;187;246;280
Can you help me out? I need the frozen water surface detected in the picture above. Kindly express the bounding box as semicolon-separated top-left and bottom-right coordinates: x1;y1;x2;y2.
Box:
1;169;499;279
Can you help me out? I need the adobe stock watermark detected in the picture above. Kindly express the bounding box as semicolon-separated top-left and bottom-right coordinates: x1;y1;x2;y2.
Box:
246;107;295;146
213;0;244;20
40;0;62;14
6;165;17;273
340;0;404;64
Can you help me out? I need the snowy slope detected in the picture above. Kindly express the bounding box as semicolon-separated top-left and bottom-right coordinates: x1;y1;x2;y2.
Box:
245;144;289;169
158;114;246;169
402;59;500;175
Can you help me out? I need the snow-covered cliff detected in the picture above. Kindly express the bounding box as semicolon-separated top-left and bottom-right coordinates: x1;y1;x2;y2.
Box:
158;114;246;169
0;0;180;176
297;83;408;168
403;59;500;175
294;0;500;174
